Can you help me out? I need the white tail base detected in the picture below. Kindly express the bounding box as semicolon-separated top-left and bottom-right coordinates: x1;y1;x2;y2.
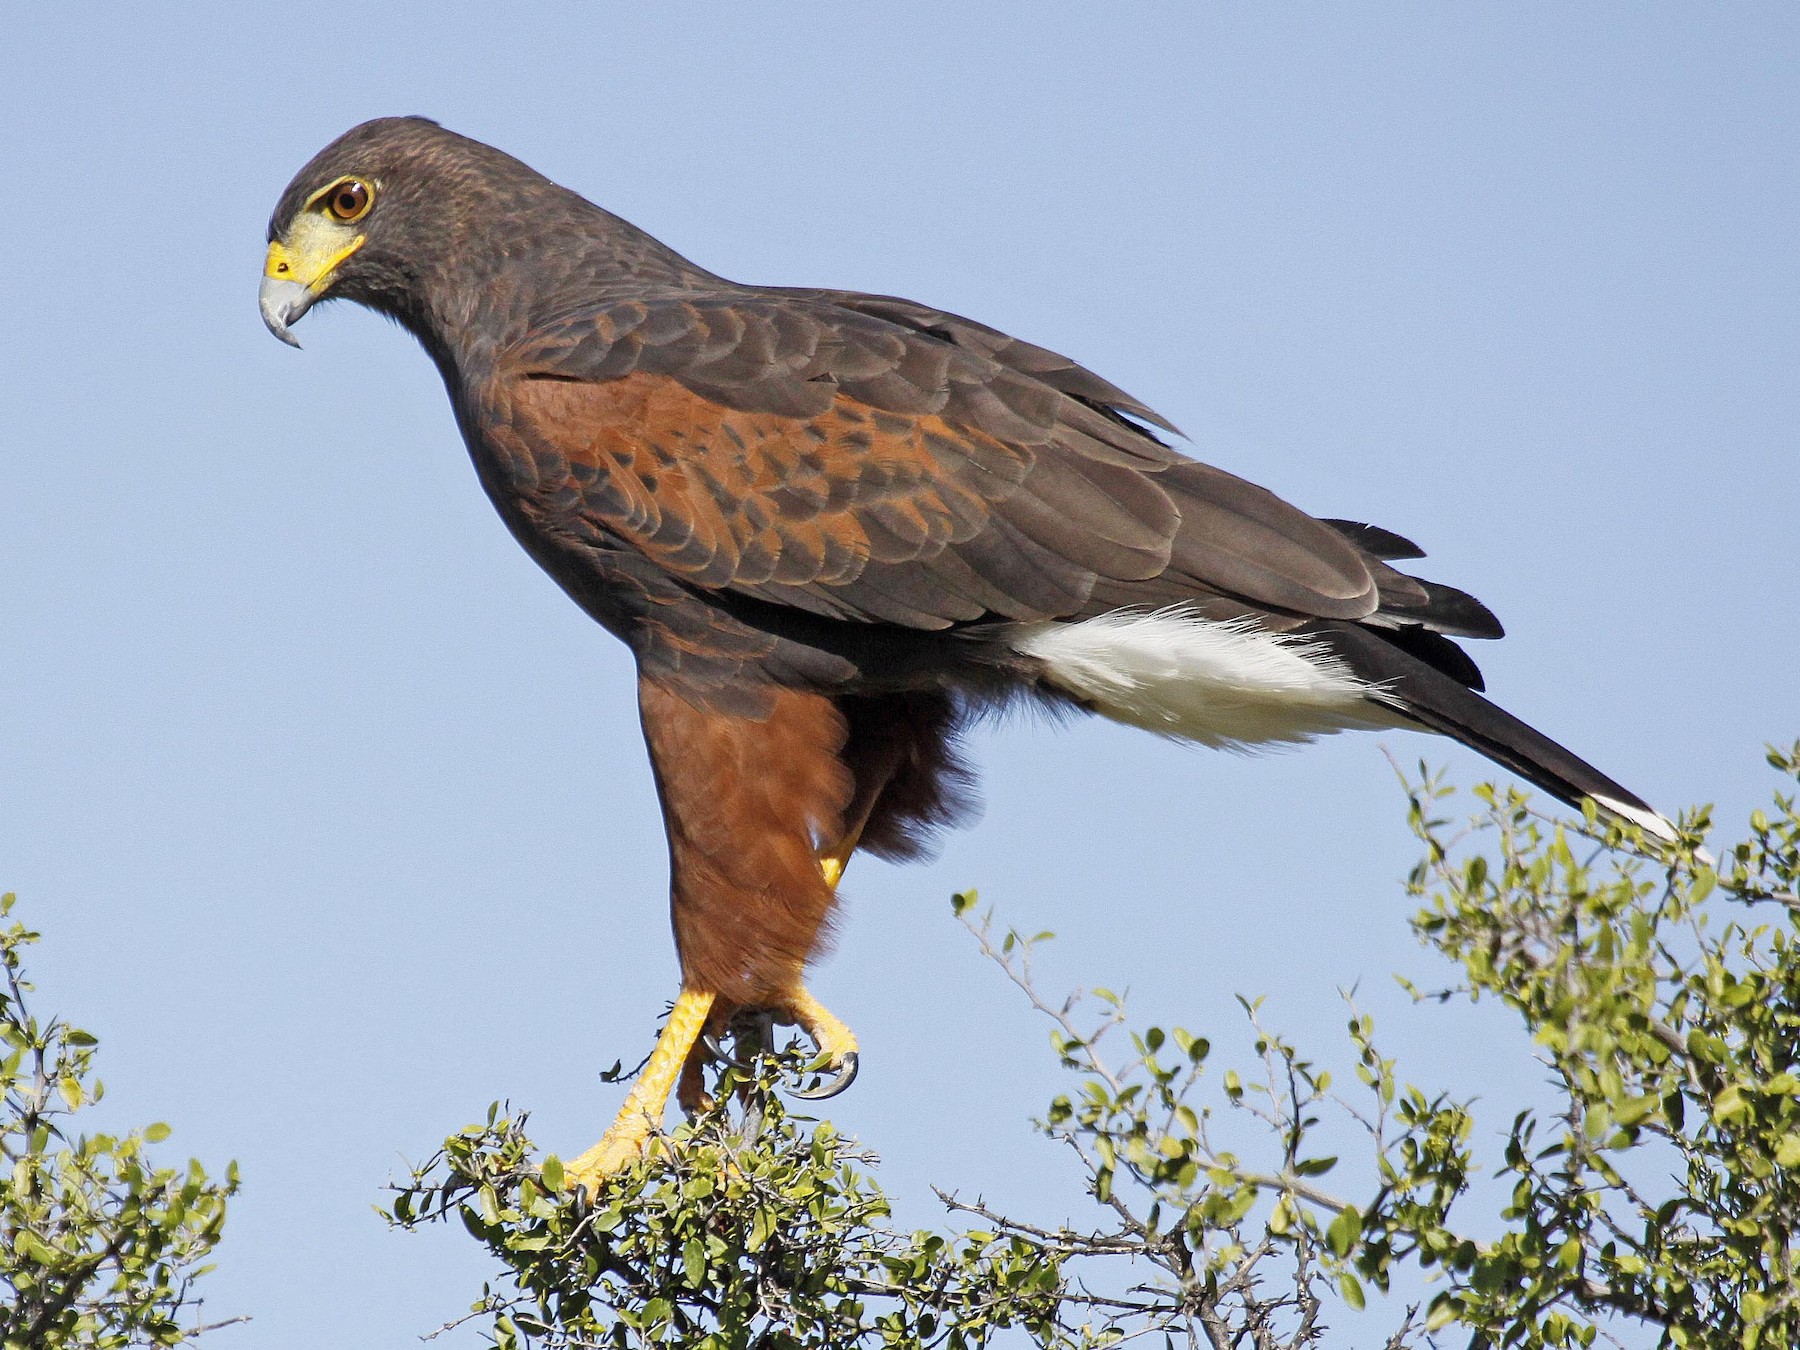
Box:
1012;608;1408;750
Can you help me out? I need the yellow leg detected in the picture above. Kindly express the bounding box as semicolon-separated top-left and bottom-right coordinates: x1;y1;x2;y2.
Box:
818;827;862;890
564;987;715;1190
818;848;851;889
781;834;862;1095
560;840;864;1190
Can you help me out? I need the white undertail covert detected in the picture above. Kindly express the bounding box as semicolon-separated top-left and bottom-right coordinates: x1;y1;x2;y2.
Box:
1012;607;1410;750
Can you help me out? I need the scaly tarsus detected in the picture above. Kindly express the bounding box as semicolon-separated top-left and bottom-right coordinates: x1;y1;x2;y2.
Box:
562;987;716;1190
563;842;868;1188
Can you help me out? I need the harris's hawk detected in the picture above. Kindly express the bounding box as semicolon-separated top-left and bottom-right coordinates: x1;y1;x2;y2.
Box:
261;118;1675;1188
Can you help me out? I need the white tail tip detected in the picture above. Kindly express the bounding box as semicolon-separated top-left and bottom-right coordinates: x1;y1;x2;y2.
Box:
1594;793;1681;846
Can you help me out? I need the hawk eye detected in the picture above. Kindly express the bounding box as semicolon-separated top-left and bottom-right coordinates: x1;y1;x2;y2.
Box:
325;179;371;222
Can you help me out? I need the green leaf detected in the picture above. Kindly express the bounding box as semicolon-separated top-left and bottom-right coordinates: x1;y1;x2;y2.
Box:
1326;1205;1362;1257
1712;1084;1750;1124
352;754;1800;1350
1425;1295;1462;1332
749;1205;777;1252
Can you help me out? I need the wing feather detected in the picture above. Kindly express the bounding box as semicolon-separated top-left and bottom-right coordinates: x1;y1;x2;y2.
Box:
487;293;1383;631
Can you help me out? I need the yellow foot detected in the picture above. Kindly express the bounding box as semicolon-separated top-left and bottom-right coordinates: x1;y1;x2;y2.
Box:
699;987;862;1101
779;987;861;1100
561;987;715;1193
563;1120;658;1188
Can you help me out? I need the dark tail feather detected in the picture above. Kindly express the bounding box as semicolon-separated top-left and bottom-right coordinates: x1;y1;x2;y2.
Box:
1316;623;1678;843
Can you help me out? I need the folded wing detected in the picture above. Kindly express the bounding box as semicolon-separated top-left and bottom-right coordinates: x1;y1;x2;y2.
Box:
490;292;1386;632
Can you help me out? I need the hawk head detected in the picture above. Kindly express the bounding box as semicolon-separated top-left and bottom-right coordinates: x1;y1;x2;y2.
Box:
262;118;711;355
261;117;553;347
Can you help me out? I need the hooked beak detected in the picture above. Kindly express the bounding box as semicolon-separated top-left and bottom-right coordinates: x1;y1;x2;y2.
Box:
259;275;315;347
259;221;365;349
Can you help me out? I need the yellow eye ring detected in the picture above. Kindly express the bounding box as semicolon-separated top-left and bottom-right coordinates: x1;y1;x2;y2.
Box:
323;178;373;223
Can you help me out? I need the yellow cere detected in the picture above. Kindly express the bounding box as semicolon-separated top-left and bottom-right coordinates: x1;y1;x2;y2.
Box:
263;185;370;291
263;218;364;290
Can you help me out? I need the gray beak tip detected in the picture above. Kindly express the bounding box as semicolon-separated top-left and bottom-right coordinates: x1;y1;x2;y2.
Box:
259;276;316;348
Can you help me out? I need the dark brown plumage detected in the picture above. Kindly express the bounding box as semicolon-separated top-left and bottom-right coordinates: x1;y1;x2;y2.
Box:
262;117;1671;1183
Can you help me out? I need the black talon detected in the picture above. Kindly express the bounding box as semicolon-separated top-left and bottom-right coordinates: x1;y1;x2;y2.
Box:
789;1050;860;1100
704;1010;856;1099
705;1009;775;1068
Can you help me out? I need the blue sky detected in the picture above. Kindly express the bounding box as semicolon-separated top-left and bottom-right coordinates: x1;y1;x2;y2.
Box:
4;5;1796;1344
